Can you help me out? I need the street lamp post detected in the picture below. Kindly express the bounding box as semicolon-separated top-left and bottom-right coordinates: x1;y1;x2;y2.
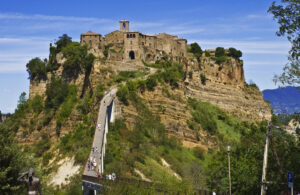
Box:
227;145;232;195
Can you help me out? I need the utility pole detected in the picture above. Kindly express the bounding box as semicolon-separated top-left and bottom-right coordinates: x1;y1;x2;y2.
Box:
261;122;270;195
227;145;232;195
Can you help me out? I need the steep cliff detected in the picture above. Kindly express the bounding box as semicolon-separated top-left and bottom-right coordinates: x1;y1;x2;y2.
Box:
184;55;271;121
26;46;271;148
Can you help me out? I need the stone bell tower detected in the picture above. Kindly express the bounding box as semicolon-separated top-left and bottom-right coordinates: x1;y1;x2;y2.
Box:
120;20;129;32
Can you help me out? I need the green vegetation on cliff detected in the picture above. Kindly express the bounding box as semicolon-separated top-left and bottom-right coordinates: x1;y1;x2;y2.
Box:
1;37;299;194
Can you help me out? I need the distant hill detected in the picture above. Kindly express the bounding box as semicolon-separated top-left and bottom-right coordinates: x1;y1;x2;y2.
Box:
263;86;300;114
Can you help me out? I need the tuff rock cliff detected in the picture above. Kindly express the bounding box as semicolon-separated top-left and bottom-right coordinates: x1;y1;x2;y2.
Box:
25;47;271;148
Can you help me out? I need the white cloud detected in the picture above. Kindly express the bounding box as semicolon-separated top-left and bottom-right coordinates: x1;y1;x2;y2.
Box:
0;13;113;23
0;37;49;73
245;61;286;66
246;14;272;19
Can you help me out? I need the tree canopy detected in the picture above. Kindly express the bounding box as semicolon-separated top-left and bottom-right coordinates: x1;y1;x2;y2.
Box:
215;47;225;57
228;47;242;59
26;58;47;80
268;0;300;85
55;34;72;52
189;43;203;61
62;42;95;73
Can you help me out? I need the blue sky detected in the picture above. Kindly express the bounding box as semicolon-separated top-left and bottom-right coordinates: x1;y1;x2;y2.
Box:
0;0;291;113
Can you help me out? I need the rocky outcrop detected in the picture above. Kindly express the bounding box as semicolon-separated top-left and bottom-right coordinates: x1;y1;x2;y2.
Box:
26;48;271;147
184;56;271;121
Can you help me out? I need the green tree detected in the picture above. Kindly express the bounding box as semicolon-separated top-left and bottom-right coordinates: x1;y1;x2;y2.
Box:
30;95;43;114
117;85;129;105
215;47;225;57
268;0;300;85
228;48;242;59
62;42;95;73
189;43;203;61
45;77;69;109
26;58;46;80
146;76;157;91
0;123;29;194
55;34;72;52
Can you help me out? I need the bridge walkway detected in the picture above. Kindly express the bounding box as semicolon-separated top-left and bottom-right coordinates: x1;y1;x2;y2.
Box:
82;88;117;178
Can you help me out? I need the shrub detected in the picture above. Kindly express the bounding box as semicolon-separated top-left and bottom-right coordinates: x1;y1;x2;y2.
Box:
114;71;140;83
62;42;95;73
26;57;46;80
189;43;202;61
103;48;109;58
187;120;199;130
215;47;225;57
193;147;205;160
228;47;242;59
117;85;129;105
33;133;51;157
30;95;43;114
159;62;184;87
95;83;105;99
55;34;72;52
59;125;95;164
46;45;60;72
45;77;69;109
205;51;211;57
188;98;217;134
200;74;206;85
137;80;146;93
56;85;77;130
216;56;227;64
146;76;157;91
43;111;52;126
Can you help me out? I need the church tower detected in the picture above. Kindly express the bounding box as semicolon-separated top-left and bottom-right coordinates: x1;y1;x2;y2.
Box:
120;20;129;32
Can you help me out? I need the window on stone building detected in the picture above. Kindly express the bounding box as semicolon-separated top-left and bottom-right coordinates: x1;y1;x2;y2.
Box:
133;34;136;38
130;34;132;38
123;23;126;30
130;41;132;45
127;34;129;38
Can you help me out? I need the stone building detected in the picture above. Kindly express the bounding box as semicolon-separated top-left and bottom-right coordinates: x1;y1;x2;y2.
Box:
80;31;104;49
80;20;187;63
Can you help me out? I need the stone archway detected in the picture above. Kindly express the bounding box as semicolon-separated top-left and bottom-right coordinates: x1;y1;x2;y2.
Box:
129;50;135;60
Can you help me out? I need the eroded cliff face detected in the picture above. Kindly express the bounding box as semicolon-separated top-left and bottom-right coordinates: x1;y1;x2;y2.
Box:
117;55;271;149
120;84;217;150
26;50;271;147
184;56;271;121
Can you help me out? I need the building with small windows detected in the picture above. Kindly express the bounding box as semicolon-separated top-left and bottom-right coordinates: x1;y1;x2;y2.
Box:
80;20;187;62
80;31;104;49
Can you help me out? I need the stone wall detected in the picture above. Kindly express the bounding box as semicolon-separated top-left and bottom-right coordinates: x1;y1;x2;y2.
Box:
105;31;124;45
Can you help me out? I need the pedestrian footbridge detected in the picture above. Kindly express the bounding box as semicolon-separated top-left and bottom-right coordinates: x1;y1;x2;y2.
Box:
82;88;117;195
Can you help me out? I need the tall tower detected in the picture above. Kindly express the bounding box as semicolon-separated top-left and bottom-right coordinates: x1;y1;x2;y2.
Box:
120;20;129;32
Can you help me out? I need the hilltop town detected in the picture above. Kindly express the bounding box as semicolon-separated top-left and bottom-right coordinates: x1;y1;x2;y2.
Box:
80;20;187;63
25;20;271;148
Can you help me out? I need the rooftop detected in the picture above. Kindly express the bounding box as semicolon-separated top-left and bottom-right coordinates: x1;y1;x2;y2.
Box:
81;31;101;36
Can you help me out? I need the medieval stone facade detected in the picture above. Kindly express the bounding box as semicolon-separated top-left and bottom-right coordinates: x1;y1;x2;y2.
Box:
80;20;187;62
